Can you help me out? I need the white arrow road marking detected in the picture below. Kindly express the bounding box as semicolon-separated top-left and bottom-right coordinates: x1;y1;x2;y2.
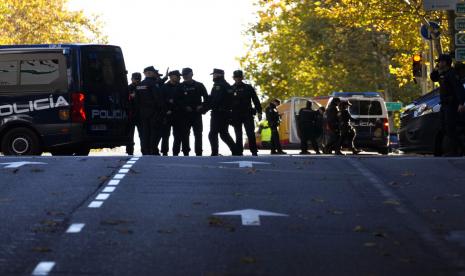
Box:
0;161;46;169
32;261;55;275
213;209;288;226
220;161;271;168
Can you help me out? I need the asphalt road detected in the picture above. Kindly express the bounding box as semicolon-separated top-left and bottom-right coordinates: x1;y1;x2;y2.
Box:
0;155;464;276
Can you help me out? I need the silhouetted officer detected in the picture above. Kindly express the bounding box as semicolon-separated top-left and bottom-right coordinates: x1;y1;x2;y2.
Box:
208;69;238;156
158;70;181;156
173;68;209;156
265;99;286;155
431;54;462;156
337;101;360;155
298;100;321;155
231;70;262;156
324;97;342;155
135;66;165;155
126;72;142;155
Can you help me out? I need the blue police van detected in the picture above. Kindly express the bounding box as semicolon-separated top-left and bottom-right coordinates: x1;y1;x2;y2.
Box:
0;44;131;155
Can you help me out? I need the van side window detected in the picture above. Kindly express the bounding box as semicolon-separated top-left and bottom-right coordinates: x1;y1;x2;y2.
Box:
0;61;18;86
20;59;60;85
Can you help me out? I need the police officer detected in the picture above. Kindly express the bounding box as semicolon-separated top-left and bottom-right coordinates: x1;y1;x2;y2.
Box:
158;70;181;156
337;101;360;155
135;66;165;155
173;68;209;156
324;97;341;155
297;100;321;155
126;72;142;155
208;69;238;156
265;99;286;155
431;54;462;156
231;70;262;156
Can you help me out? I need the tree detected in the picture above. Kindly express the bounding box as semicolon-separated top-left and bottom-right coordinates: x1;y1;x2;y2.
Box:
241;0;448;103
0;0;107;45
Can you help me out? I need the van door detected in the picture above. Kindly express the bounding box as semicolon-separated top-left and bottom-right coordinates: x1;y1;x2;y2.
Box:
80;46;129;143
290;98;311;144
349;99;386;145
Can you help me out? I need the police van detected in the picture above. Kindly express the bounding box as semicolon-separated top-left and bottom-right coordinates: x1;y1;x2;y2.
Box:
0;44;131;156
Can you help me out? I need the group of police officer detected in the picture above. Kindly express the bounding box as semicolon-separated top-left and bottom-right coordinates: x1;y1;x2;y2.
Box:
126;67;263;156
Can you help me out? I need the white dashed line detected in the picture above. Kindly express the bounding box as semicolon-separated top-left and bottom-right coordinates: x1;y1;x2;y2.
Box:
31;261;55;276
88;201;104;208
108;180;120;186
122;164;133;169
103;187;116;193
118;169;130;174
126;161;136;164
95;193;110;201
66;223;86;234
113;174;126;180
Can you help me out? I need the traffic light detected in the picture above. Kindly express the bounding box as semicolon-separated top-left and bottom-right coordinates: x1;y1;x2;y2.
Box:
393;111;401;130
412;54;423;78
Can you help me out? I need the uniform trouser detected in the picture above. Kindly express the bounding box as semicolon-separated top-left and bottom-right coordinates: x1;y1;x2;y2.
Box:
161;120;173;155
325;129;340;153
441;107;460;154
338;127;356;151
139;116;156;155
126;120;141;155
152;120;165;155
188;115;204;156
270;126;283;152
209;112;237;155
173;117;190;156
233;115;257;154
300;127;320;153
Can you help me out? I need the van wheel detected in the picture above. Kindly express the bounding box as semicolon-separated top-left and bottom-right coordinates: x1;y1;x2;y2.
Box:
1;127;42;156
378;147;389;155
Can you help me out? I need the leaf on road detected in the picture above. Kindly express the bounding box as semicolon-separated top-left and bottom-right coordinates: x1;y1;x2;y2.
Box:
46;211;65;217
208;216;235;232
157;229;177;234
448;194;462;198
177;214;191;218
32;247;52;253
98;176;109;184
240;257;257;264
129;169;140;174
233;192;243;197
388;181;399;187
100;219;132;226
311;197;325;204
118;229;134;235
364;242;377;248
353;225;367;233
373;232;387;238
246;168;258;174
30;168;44;173
401;171;416;177
329;209;344;215
383;200;401;206
433;196;444;201
12;169;19;174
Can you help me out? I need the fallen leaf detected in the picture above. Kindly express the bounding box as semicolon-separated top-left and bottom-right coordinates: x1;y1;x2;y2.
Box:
12;169;19;174
100;219;132;226
246;168;258;174
208;216;225;227
364;242;377;248
118;229;134;235
129;169;140;174
311;197;325;204
353;225;367;232
329;209;344;215
233;193;243;197
98;176;109;184
388;181;399;187
31;168;44;173
433;196;444;201
383;200;401;206
401;171;416;177
157;229;176;234
240;257;257;264
32;247;52;253
373;232;387;238
46;211;65;217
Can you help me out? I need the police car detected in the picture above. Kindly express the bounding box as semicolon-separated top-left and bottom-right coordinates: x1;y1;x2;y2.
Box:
0;44;131;156
324;92;390;154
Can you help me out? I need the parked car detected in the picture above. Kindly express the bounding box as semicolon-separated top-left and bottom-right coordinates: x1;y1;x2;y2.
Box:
398;89;465;155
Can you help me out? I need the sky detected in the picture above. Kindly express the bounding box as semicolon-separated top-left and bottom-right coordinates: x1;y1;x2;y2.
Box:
67;0;260;155
68;0;258;90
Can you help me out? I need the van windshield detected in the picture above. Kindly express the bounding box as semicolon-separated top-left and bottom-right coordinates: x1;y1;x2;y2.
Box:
349;100;383;116
81;46;126;91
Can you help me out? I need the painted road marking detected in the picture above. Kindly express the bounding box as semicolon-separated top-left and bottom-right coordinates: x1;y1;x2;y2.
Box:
31;261;55;276
66;223;86;234
103;187;116;193
122;164;133;169
95;193;110;201
220;161;271;168
213;209;288;226
0;161;47;169
127;161;136;164
113;174;126;180
348;158;465;272
119;169;130;174
88;201;104;208
108;180;120;186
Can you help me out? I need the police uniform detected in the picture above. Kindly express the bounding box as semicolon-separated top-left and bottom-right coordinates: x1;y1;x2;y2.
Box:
298;101;321;154
126;73;142;155
337;101;358;154
173;68;209;156
135;66;165;155
265;102;284;154
431;55;463;155
324;99;341;154
207;69;238;156
159;71;180;156
231;70;262;156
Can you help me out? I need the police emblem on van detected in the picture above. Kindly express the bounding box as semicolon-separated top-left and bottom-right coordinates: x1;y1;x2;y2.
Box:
0;95;69;117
